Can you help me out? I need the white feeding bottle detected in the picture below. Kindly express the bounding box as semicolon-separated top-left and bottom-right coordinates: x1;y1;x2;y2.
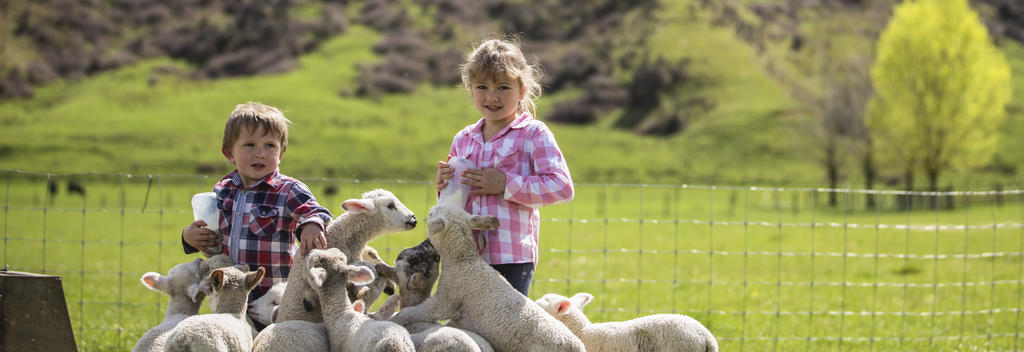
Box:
191;192;222;255
439;157;476;208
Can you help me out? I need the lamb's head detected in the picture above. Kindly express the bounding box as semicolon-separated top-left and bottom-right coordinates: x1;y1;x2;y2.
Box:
426;203;499;250
393;239;440;304
140;258;205;303
207;264;265;314
248;281;286;325
305;248;375;297
342;189;417;232
535;292;594;319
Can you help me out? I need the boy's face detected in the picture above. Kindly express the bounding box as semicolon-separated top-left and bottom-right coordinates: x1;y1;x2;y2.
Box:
223;125;285;188
471;75;525;125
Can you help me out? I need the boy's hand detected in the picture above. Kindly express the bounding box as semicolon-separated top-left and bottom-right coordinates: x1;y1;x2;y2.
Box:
299;223;327;256
435;161;453;192
463;168;506;196
183;220;219;255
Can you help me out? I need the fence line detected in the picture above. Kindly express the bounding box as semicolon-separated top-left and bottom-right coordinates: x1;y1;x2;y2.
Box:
3;169;1024;350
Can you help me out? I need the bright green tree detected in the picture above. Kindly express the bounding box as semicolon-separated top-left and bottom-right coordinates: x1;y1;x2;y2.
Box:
868;0;1011;192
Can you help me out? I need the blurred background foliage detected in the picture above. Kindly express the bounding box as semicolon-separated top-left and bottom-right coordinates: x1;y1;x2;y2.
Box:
0;0;1022;190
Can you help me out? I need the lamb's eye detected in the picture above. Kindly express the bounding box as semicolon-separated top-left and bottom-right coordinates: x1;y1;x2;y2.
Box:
387;202;396;210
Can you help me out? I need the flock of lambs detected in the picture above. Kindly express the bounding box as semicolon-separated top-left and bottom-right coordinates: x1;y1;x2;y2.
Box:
133;189;718;352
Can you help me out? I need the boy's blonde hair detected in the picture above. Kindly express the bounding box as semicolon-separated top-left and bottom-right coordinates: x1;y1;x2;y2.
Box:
460;37;543;117
223;102;291;152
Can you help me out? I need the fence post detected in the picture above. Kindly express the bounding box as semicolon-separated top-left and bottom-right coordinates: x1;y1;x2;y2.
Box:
0;271;78;351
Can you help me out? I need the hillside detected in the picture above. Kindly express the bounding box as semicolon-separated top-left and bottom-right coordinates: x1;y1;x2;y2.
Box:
0;0;1021;188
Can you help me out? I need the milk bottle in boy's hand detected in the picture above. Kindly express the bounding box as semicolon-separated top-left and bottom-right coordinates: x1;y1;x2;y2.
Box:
439;157;475;208
191;192;222;256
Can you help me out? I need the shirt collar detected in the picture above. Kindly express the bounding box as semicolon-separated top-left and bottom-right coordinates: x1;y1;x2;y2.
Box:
228;169;282;189
467;112;533;143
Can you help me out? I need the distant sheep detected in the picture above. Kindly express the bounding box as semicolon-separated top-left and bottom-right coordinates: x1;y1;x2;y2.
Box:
535;292;718;352
163;265;265;352
277;189;416;323
389;203;584;352
306;248;415;352
132;258;206;352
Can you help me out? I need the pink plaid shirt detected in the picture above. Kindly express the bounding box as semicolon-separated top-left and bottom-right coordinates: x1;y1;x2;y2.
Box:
447;112;574;265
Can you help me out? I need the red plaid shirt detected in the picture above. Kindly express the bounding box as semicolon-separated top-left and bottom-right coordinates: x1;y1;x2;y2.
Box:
447;112;574;265
184;169;332;297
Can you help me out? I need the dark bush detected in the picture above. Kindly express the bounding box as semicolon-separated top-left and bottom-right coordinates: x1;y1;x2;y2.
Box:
547;99;597;124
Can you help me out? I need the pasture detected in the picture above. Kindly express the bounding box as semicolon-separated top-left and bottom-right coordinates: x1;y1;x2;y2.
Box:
3;170;1022;351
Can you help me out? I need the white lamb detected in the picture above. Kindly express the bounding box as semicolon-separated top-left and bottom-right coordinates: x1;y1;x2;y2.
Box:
248;281;286;325
388;203;585;352
306;248;415;352
251;320;329;352
163;265;265;352
375;239;493;352
132;258;206;352
277;189;416;322
535;292;719;352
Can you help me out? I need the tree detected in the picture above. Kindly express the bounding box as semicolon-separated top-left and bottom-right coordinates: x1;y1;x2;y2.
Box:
868;0;1011;193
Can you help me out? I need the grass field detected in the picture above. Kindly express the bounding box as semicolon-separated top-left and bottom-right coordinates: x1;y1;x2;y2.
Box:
2;1;1024;350
3;170;1023;350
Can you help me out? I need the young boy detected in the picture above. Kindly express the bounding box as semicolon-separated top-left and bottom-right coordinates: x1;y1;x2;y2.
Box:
181;102;332;309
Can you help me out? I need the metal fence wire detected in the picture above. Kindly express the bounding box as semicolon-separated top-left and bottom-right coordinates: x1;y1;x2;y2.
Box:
2;169;1022;351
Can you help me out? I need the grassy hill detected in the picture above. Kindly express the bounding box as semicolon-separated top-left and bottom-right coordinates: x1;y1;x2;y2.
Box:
0;0;1021;189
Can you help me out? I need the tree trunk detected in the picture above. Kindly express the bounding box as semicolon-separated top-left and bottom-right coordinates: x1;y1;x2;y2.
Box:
863;150;876;208
826;143;838;207
901;166;914;210
927;167;939;209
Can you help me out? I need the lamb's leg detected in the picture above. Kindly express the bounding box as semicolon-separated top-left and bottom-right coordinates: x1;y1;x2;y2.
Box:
389;296;452;326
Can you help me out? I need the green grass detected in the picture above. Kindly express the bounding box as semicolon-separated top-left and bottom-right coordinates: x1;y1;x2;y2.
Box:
4;172;1023;350
3;1;1024;350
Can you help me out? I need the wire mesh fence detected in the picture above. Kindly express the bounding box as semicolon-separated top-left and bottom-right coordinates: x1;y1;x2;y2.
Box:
2;169;1022;351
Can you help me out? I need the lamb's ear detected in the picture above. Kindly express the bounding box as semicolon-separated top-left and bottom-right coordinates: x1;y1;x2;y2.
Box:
410;272;427;290
140;273;166;292
556;299;572;315
309;267;328;288
571;292;593;308
342;199;374;213
245;267;266;291
352;299;366;313
209;269;226;291
469;215;500;230
348;266;375;285
271;306;280;323
363;247;382;262
375;263;397;285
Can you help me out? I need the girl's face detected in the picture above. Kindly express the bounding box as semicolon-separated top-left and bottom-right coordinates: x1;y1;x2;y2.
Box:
471;75;525;126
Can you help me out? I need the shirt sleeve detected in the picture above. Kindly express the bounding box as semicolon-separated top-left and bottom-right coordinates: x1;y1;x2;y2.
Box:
504;124;574;208
286;182;334;237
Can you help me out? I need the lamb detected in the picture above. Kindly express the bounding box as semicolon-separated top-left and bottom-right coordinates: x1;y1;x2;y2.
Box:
132;258;206;352
251;320;329;352
388;203;585;352
375;239;493;352
306;248;415;352
249;281;286;326
535;292;719;352
162;265;265;352
277;189;416;323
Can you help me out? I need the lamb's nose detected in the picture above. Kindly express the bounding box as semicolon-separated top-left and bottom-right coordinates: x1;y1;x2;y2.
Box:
406;216;417;228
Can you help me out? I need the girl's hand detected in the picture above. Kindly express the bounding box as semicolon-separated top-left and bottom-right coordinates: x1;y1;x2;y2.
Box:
299;223;327;256
435;161;453;192
183;220;219;255
463;168;506;195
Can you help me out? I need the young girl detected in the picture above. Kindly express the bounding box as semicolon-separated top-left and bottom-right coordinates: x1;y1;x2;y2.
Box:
435;38;574;296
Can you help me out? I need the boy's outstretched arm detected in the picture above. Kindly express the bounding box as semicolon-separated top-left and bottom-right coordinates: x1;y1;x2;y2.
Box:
298;223;327;256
